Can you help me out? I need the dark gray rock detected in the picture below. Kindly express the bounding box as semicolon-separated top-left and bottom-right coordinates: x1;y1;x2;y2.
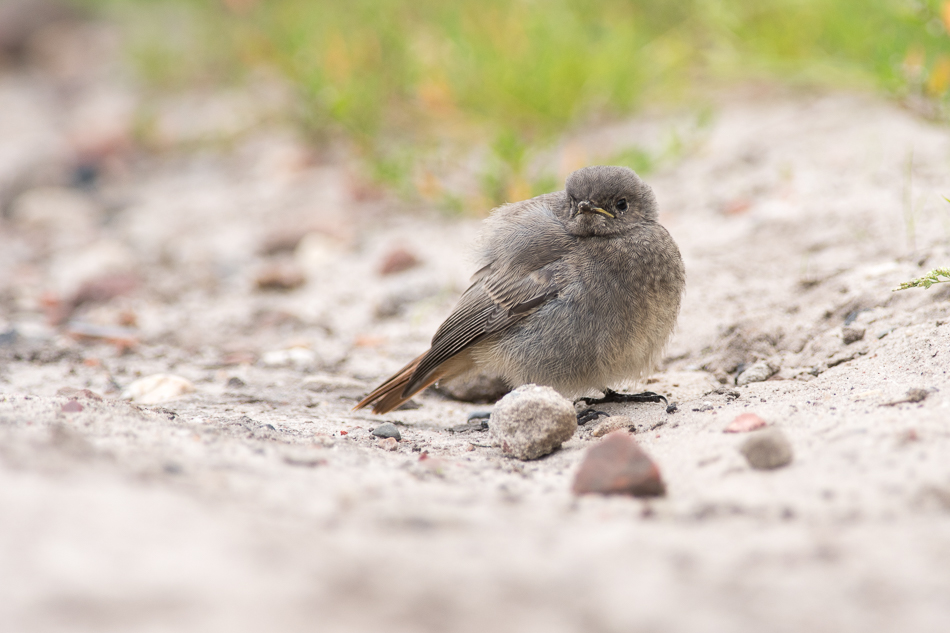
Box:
371;423;401;441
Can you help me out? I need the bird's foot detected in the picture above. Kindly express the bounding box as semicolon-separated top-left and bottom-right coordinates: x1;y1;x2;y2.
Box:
577;389;669;408
576;409;609;426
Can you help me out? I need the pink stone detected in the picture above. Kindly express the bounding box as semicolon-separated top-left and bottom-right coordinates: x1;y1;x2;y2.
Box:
572;431;665;497
724;413;767;433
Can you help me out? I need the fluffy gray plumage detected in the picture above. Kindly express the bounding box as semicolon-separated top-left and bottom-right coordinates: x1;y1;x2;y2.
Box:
356;165;685;414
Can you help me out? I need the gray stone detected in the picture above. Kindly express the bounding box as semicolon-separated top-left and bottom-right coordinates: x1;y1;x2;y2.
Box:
433;372;511;403
489;384;576;460
841;326;866;345
736;361;777;386
739;427;793;470
371;423;401;441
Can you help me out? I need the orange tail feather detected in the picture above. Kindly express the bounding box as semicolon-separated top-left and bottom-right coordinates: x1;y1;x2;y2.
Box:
354;354;444;414
354;350;474;414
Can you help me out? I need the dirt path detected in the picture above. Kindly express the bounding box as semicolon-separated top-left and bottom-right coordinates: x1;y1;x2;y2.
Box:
2;22;950;633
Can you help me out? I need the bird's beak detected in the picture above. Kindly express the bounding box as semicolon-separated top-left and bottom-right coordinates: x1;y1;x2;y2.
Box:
577;200;614;218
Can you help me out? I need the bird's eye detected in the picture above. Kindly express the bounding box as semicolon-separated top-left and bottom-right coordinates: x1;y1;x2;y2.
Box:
616;198;628;212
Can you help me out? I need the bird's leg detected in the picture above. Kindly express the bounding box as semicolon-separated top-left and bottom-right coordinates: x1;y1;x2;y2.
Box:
575;388;673;420
587;388;668;406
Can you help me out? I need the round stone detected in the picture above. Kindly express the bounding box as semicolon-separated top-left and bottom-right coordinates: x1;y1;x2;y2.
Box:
489;384;577;460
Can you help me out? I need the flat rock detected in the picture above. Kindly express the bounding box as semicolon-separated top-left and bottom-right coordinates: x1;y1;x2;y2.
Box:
121;374;195;404
489;384;576;460
572;431;666;497
739;427;793;470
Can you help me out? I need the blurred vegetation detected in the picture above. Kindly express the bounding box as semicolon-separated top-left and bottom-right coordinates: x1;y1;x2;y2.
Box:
894;267;950;289
81;0;950;206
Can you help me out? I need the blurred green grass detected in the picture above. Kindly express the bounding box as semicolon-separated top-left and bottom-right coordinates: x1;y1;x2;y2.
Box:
83;0;950;205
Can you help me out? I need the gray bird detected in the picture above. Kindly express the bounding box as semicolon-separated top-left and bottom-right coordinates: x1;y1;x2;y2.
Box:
355;165;685;414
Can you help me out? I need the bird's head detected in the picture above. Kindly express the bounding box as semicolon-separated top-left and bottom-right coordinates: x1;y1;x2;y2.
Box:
564;165;657;236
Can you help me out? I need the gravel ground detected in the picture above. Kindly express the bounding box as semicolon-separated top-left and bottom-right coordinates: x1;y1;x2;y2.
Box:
2;16;950;633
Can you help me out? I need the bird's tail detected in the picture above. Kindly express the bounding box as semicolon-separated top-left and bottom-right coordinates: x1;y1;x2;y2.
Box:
354;353;446;414
355;349;477;414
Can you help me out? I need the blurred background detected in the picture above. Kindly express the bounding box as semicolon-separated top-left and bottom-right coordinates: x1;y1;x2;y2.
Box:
4;0;950;211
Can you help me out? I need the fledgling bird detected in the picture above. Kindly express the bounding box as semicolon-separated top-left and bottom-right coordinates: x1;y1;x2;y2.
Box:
355;165;685;414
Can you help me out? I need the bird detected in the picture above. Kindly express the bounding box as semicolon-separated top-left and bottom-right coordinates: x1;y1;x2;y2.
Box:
355;165;685;415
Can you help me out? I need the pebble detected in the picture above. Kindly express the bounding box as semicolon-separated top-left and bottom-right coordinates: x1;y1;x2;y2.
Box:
841;326;866;345
259;228;307;256
736;361;777;386
590;415;635;438
121;374;195;404
434;373;510;403
572;431;666;497
295;231;344;271
371;423;402;441
489;384;576;460
378;247;421;275
739;427;793;470
0;328;17;346
724;412;767;433
255;262;306;290
61;400;83;413
377;437;399;451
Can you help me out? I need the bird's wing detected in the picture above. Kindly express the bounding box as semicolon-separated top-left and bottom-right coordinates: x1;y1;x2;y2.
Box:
402;250;566;396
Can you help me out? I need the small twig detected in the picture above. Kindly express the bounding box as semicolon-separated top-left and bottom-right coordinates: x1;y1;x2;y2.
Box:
893;267;950;291
880;388;929;407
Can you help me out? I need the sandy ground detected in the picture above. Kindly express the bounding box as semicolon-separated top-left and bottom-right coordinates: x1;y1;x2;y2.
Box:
3;17;950;633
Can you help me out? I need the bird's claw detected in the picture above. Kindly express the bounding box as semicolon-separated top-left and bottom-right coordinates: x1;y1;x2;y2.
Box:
576;409;609;425
577;388;669;408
